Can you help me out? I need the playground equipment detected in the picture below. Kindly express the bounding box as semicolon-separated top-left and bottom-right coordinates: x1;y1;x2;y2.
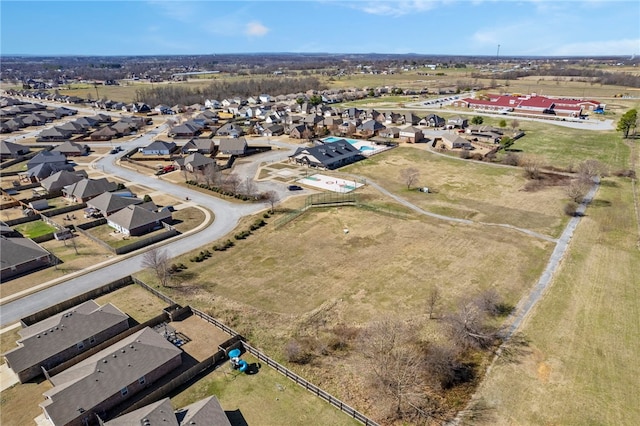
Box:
228;348;248;373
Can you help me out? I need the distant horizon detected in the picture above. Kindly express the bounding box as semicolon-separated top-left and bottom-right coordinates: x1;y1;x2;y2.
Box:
0;53;636;60
1;1;639;57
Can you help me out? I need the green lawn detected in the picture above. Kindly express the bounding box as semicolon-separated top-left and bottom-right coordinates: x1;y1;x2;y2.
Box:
13;220;56;238
512;119;634;171
171;353;360;426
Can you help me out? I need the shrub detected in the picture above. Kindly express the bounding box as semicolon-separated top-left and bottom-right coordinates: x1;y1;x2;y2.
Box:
503;152;520;166
263;213;270;218
564;201;579;217
284;339;313;364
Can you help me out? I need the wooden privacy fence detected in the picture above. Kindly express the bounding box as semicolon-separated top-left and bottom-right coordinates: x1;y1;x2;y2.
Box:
133;278;380;426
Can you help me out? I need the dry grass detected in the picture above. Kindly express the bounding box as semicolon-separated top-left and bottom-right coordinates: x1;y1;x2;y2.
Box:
0;377;51;426
0;327;21;365
470;176;640;425
94;283;169;324
345;147;568;237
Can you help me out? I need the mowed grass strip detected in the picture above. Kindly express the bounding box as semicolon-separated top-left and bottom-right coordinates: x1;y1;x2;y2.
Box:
171;353;360;426
344;147;568;237
471;176;640;425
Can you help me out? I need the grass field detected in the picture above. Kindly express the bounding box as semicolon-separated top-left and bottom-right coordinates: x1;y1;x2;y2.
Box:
512;119;634;170
94;284;169;323
470;174;640;425
171;353;360;426
136;198;554;420
13;220;56;239
344;146;569;237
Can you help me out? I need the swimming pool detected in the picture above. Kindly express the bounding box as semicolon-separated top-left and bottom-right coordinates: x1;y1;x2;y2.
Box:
322;136;360;144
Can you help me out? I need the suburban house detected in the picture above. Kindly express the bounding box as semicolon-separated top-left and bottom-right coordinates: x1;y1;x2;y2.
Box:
263;124;284;137
289;124;314;139
464;125;505;144
216;122;244;138
57;121;89;135
37;126;73;142
0;235;52;280
219;137;248;156
62;177;118;203
0;140;30;159
40;170;88;193
399;126;425;143
422;114;446;127
52;141;90;157
40;327;182;426
379;127;400;139
358;120;386;137
139;140;177;156
174;152;216;173
180;138;216;155
89;126;118;141
103;396;231;426
107;204;172;236
168;122;203;139
23;162;76;183
27;151;68;170
2;300;130;383
289;140;363;169
440;133;473;150
109;121;136;136
53;106;77;118
85;192;143;217
447;116;468;129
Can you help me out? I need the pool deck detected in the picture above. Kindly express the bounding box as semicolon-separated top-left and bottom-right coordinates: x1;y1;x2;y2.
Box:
297;173;364;193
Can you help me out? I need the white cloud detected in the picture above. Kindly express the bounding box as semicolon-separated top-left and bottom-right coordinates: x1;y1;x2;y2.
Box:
147;1;196;22
350;0;446;17
551;39;640;56
245;21;269;37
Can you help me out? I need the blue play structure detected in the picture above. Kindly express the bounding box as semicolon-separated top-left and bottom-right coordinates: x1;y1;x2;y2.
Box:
228;348;248;372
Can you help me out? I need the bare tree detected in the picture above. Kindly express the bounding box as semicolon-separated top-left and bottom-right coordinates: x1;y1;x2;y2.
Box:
426;285;441;320
520;154;545;180
444;298;499;350
301;127;314;141
358;318;427;420
224;173;241;194
141;248;170;287
400;167;420;190
565;178;591;203
510;119;520;133
262;190;279;213
244;177;257;198
202;163;219;187
577;159;605;179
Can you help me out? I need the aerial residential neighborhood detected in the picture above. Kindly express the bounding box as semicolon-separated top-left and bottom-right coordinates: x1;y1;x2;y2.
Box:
1;1;639;426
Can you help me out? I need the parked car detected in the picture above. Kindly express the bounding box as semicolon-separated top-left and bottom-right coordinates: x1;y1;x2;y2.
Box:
288;185;303;191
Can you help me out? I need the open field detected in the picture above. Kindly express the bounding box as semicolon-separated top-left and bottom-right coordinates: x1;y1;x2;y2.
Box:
345;146;569;237
0;233;115;299
470;175;640;425
511;121;632;170
171;352;357;426
136;196;554;421
0;326;21;365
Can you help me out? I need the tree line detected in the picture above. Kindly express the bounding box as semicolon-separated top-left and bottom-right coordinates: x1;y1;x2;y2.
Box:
134;76;327;106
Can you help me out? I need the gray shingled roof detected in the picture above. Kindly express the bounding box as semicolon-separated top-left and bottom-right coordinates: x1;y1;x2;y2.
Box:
105;396;231;426
40;170;87;192
86;192;143;216
41;327;182;426
3;301;129;375
63;178;117;200
107;205;171;232
0;236;50;273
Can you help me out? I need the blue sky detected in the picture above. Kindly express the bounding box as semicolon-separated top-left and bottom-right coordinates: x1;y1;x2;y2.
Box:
1;1;639;57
